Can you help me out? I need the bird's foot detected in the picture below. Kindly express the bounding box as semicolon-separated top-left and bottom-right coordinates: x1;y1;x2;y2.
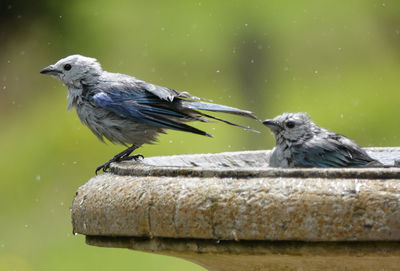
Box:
95;154;144;175
95;160;113;175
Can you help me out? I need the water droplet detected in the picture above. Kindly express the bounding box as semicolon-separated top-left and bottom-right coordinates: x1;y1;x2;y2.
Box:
72;161;77;165
338;47;342;51
60;201;64;206
216;70;220;73
161;27;165;31
232;230;239;241
7;60;11;64
169;140;173;144
250;59;254;63
284;66;289;71
228;145;231;148
24;224;29;228
35;175;41;181
244;23;248;27
2;86;6;90
382;3;386;7
314;70;318;74
340;114;344;119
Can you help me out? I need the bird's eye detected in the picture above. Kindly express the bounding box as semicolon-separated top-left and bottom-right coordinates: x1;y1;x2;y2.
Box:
63;64;72;71
286;121;295;129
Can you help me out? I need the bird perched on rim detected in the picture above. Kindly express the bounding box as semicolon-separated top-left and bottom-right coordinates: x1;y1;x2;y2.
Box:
263;112;382;168
40;55;260;174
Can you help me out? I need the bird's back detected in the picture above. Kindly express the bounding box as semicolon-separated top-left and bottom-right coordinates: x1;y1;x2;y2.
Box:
291;130;377;168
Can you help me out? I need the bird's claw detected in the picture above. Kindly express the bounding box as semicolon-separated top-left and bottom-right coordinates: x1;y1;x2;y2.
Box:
95;162;112;175
95;154;144;175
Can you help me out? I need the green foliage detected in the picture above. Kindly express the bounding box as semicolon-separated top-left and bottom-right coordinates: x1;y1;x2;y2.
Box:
1;0;399;270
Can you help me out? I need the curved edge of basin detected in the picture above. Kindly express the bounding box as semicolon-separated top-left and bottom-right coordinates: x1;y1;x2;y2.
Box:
72;148;400;271
110;148;400;179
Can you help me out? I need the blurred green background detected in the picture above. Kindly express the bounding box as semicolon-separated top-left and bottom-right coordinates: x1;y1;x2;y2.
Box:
1;0;399;270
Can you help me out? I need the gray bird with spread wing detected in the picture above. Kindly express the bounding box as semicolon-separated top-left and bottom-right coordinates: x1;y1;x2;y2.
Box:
41;55;259;174
263;112;381;168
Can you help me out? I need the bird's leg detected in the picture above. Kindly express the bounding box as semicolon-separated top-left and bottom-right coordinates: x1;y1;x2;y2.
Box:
95;145;143;174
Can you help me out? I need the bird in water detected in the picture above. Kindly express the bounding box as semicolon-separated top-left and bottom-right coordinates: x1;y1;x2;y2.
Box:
41;55;260;174
263;112;382;168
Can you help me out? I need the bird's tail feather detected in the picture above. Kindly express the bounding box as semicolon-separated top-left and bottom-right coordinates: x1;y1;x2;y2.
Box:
180;100;260;120
198;112;260;133
145;112;214;138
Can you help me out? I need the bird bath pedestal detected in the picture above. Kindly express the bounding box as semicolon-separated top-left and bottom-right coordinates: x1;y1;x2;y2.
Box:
71;148;400;271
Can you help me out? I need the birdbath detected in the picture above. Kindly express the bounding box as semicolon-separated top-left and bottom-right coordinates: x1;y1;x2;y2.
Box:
71;147;400;271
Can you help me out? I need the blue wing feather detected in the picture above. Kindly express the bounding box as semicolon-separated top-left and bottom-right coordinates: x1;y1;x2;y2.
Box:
292;136;372;168
87;78;258;135
91;90;212;137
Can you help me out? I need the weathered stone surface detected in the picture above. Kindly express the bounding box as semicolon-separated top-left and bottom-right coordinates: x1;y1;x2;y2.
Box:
86;237;400;271
72;173;400;241
111;148;400;179
71;147;400;270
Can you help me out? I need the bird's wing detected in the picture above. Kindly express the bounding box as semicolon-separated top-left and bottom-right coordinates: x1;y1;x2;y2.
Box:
90;90;212;137
292;134;375;167
132;80;258;119
91;76;259;133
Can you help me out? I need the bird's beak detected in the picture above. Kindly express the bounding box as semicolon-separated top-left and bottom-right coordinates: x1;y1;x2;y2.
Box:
263;119;282;130
40;65;62;76
263;119;277;127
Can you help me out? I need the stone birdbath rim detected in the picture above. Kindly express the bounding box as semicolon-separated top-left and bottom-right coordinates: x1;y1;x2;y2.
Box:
110;147;400;179
72;146;400;271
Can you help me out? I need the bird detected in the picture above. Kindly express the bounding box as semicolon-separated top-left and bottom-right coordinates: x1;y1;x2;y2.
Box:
40;54;260;174
262;112;382;168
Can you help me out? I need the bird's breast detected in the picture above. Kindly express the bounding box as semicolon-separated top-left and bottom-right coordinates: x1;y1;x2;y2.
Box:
74;101;162;146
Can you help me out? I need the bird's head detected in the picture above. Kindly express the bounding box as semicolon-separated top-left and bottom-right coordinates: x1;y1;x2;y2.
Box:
40;55;102;88
263;112;314;143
